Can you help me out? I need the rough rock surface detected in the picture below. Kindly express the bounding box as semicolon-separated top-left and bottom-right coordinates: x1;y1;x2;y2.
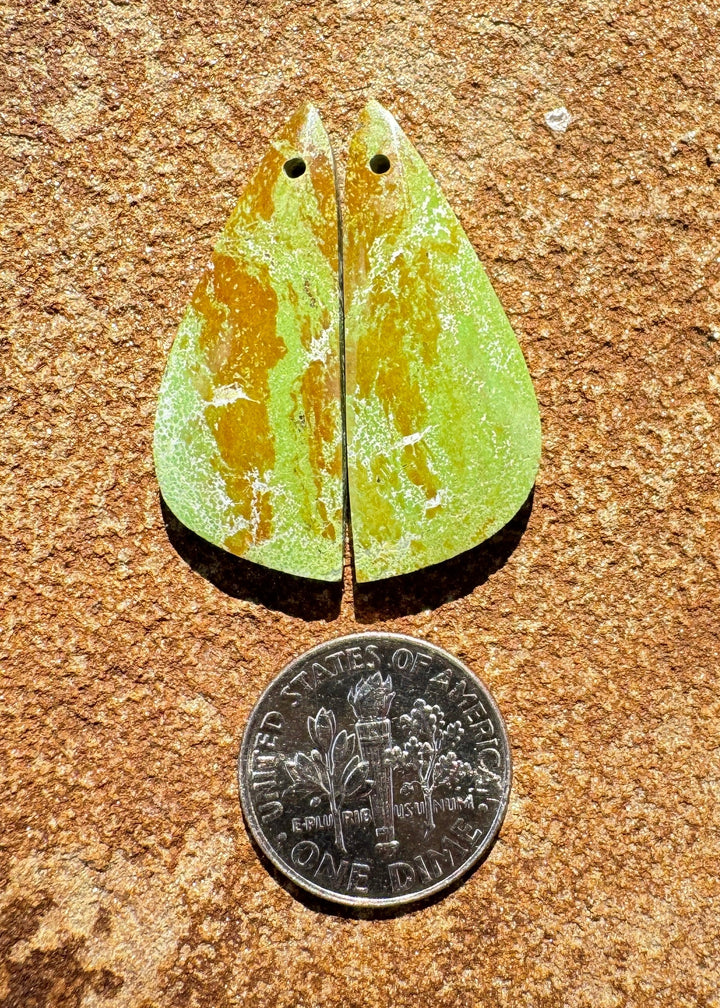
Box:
1;1;719;1006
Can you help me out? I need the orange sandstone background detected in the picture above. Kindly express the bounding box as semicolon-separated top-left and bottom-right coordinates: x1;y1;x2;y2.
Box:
2;0;719;1005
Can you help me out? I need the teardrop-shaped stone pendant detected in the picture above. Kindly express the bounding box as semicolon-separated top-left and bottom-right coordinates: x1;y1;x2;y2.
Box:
343;101;541;583
154;104;344;581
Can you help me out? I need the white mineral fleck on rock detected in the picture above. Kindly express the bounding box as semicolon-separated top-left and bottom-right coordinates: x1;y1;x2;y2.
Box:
544;106;572;133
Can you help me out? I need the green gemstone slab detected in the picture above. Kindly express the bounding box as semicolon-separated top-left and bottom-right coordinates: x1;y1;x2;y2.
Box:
154;104;343;581
343;101;541;582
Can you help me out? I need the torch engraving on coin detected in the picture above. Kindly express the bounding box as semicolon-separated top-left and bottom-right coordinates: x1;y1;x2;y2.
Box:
239;633;511;908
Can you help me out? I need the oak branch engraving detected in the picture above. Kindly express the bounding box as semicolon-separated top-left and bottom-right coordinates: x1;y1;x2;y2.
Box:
390;699;466;831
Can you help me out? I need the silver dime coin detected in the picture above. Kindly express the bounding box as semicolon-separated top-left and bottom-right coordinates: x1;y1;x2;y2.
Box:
238;632;511;908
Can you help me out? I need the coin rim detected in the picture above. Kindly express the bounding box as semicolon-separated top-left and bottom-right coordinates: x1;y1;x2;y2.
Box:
238;631;512;908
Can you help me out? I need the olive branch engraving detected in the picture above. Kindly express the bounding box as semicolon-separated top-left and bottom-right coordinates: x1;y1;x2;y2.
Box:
284;708;372;853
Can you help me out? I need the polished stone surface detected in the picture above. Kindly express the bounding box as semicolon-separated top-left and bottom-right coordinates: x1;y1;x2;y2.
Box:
344;102;541;582
154;104;343;581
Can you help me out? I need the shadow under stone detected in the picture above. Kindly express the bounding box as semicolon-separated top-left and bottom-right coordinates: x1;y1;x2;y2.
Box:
159;494;342;622
160;488;533;623
351;488;535;622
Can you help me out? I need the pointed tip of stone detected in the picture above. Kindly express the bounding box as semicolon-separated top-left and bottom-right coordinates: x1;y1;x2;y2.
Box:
282;102;332;159
360;99;397;127
362;98;386;114
350;100;411;168
286;101;321;132
359;100;409;145
300;100;321;125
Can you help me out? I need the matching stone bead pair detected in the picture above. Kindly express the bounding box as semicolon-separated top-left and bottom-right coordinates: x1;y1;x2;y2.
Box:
154;101;541;583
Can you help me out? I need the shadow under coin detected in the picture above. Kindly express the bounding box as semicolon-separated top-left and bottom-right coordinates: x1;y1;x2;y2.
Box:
159;494;342;622
240;805;500;920
352;488;534;622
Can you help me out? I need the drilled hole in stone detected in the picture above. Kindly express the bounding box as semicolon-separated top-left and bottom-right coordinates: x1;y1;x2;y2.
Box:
369;154;391;174
283;157;307;178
